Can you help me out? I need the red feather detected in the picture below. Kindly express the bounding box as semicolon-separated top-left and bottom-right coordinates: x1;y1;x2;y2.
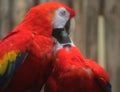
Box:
0;2;75;92
45;46;111;92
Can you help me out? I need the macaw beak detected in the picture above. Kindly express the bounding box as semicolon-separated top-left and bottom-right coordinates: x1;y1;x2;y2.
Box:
52;20;71;44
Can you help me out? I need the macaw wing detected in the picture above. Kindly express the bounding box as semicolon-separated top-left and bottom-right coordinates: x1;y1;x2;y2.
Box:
86;59;112;92
0;30;31;87
0;52;28;86
95;77;112;92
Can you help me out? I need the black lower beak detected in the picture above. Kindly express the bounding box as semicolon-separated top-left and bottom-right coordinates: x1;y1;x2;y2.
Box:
52;19;71;44
52;28;71;44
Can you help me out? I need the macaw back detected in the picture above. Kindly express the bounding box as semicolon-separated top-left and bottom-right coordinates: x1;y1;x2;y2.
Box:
44;46;111;92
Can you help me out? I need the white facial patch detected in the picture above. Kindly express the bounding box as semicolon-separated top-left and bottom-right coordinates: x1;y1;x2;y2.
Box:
53;7;70;28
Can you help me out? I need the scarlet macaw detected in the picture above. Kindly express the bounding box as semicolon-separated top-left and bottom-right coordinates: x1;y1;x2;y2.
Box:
44;38;111;92
0;2;75;92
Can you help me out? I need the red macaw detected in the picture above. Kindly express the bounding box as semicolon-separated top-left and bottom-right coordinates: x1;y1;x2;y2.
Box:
44;42;111;92
0;2;75;92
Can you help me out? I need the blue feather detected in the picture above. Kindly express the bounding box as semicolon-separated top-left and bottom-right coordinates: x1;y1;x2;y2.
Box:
106;82;112;92
0;52;28;87
14;52;28;70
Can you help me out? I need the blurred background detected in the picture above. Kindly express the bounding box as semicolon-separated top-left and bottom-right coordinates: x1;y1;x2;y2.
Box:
0;0;120;92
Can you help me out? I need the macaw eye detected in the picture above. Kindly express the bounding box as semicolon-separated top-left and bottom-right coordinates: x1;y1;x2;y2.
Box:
53;7;70;29
59;9;66;16
57;8;70;18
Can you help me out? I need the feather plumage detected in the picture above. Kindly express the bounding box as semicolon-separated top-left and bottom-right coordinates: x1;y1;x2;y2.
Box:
45;46;111;92
0;2;75;92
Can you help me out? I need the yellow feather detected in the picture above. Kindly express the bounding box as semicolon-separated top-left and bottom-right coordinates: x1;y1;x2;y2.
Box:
0;51;18;75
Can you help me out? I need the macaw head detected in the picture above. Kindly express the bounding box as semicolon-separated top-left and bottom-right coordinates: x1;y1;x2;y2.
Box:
20;2;75;43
